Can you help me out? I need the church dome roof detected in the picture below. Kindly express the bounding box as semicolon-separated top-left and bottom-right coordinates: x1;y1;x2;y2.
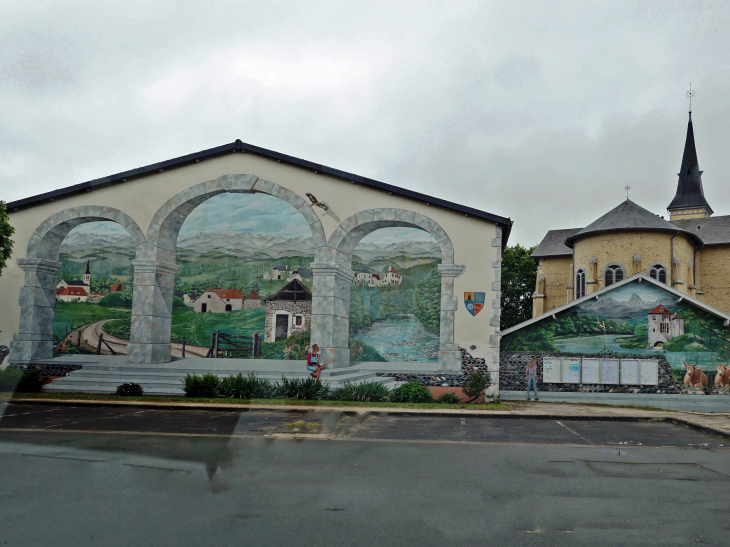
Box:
564;199;703;247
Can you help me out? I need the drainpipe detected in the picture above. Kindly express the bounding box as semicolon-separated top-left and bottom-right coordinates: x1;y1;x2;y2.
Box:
670;232;678;286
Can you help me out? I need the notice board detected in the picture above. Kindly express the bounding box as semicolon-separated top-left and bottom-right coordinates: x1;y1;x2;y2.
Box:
581;358;600;384
621;359;640;385
562;358;581;383
601;359;620;384
542;357;561;383
640;360;659;385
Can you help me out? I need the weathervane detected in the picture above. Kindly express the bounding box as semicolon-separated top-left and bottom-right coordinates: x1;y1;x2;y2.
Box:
686;83;696;114
624;185;631;200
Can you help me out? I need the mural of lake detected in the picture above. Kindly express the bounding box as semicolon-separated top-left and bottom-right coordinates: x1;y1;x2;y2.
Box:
355;314;439;362
553;334;720;370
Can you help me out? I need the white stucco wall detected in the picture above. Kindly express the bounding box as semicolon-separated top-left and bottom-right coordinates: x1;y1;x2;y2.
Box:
0;151;503;369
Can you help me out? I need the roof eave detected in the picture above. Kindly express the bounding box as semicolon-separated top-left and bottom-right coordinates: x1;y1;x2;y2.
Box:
565;227;703;248
6;139;513;246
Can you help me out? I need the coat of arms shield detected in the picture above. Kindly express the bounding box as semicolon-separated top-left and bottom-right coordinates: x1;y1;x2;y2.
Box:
464;292;485;316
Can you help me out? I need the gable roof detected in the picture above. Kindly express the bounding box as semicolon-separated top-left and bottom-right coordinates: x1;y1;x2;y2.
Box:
6;139;512;246
501;272;730;336
265;279;312;302
532;228;582;258
205;288;244;299
671;215;730;246
58;287;88;297
245;290;260;300
61;280;87;286
648;304;672;315
564;200;702;247
110;282;123;292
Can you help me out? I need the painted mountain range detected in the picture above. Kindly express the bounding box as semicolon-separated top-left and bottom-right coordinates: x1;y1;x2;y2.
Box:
576;292;679;320
61;231;442;263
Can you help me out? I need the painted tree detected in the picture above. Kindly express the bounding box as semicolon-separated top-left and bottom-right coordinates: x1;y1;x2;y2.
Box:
0;201;15;276
413;267;440;334
500;244;537;330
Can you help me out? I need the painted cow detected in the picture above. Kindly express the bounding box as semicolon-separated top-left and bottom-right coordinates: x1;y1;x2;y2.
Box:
683;361;708;387
715;364;730;388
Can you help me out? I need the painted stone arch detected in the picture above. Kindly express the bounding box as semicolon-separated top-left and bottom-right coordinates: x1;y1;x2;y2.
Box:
311;208;464;372
127;174;327;364
11;206;146;361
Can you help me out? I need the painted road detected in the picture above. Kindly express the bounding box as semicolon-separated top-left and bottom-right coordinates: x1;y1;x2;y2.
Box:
1;403;729;546
75;320;208;358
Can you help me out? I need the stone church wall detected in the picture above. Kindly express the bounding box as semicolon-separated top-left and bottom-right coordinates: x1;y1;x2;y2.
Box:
537;256;572;312
696;244;730;314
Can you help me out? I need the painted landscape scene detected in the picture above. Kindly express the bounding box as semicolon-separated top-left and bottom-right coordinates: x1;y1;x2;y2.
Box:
53;193;441;362
501;281;730;370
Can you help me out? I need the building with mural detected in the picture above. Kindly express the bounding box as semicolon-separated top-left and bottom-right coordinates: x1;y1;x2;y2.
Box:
532;113;730;318
1;138;510;378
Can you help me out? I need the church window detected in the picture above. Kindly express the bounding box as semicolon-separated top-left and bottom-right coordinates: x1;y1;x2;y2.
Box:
604;265;624;287
649;265;667;284
576;269;586;299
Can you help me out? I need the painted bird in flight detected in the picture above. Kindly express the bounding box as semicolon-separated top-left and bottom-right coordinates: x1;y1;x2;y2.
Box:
305;192;329;211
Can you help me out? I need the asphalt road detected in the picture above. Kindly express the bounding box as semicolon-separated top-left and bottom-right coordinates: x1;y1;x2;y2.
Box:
1;403;729;546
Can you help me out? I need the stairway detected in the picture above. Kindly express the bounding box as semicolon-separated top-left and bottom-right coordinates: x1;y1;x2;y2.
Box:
43;357;398;395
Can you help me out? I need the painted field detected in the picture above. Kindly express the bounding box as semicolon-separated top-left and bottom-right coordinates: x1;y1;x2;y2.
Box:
53;302;131;342
169;308;266;348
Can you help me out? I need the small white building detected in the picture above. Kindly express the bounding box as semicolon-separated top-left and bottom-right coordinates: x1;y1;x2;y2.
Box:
355;270;373;284
193;288;244;313
368;274;381;287
382;266;402;286
647;304;685;348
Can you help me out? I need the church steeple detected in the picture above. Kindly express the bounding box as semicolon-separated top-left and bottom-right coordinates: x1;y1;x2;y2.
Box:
667;112;713;220
83;260;91;287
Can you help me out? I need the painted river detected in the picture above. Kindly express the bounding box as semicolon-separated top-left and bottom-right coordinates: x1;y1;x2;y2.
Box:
354;314;439;362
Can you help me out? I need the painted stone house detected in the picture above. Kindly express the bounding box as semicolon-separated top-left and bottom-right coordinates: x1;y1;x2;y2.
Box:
243;290;263;309
264;280;312;342
193;288;244;313
647;304;685;348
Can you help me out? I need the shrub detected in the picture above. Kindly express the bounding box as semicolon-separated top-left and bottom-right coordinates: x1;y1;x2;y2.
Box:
116;382;144;396
0;367;23;391
15;368;49;393
462;371;491;403
278;376;330;400
219;372;276;399
172;296;186;308
329;381;391;402
182;373;221;398
434;392;461;404
98;292;130;308
390;381;433;403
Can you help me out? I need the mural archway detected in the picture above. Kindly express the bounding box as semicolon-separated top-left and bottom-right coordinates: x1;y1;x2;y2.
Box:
12;206;145;361
127;174;327;363
313;208;464;371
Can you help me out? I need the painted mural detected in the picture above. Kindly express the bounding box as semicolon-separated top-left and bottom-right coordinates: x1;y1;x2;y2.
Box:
500;280;730;371
53;193;441;362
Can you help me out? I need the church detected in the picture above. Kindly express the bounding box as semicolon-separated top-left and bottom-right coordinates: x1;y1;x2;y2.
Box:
531;112;730;317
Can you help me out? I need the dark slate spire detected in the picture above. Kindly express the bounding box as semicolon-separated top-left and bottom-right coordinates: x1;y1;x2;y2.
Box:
85;260;90;275
667;113;713;214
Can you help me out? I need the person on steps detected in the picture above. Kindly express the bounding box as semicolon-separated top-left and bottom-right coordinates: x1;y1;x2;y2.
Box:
306;344;327;382
526;358;539;401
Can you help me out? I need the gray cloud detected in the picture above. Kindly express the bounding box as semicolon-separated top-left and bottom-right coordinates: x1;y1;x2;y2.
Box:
2;0;730;245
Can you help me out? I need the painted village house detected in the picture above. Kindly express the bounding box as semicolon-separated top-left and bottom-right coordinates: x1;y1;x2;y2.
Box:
1;137;510;376
531;113;730;318
382;266;402;286
243;290;262;309
647;304;684;349
56;260;91;301
368;274;381;287
193;288;244;313
264;280;312;342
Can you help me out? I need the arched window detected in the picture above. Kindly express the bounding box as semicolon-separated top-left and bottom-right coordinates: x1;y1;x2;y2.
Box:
576;269;586;299
649;264;667;284
604;264;624;287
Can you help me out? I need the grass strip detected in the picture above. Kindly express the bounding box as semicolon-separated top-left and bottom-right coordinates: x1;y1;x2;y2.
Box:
0;391;510;411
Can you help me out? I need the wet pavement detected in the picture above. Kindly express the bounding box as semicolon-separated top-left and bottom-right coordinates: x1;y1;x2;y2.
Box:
1;403;730;546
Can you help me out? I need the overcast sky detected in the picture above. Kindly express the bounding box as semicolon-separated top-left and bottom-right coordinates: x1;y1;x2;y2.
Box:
2;1;729;245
